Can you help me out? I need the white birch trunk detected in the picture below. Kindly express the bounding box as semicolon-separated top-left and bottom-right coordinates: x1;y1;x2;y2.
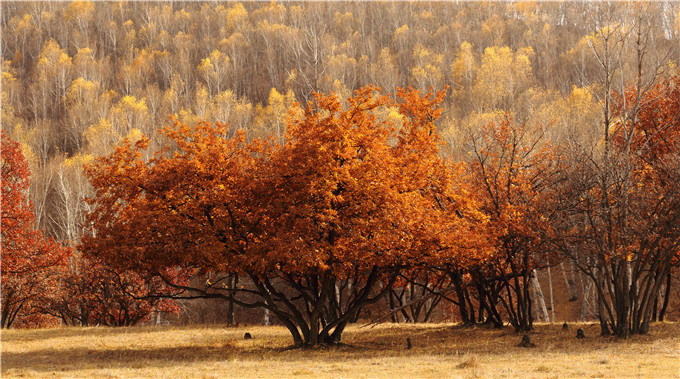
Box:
547;266;555;323
263;309;271;326
531;269;549;322
560;261;575;300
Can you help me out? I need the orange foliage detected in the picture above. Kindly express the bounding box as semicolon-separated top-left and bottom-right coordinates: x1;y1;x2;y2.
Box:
81;86;489;345
1;132;71;328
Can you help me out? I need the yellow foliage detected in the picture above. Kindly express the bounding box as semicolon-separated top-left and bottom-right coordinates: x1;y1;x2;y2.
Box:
19;141;37;167
73;48;94;66
65;77;98;105
65;1;94;22
1;71;16;85
473;45;534;110
36;40;72;75
226;2;249;31
118;96;148;114
568;85;594;111
197;57;214;75
334;11;356;33
369;48;399;93
15;14;33;33
219;32;250;52
392;24;410;46
330;80;350;101
110;96;151;136
210;90;237;124
411;44;444;91
63;153;93;169
197;50;231;95
125;129;144;145
252;1;287;24
84;118;118;154
386;108;404;124
178;108;200;127
451;41;476;86
465;110;507;132
164;75;185;113
193;85;210;118
320;54;357;93
230;99;253;130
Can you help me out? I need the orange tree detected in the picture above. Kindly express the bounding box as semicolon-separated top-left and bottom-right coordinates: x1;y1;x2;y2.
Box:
81;86;479;345
626;74;680;323
552;74;680;336
1;132;70;328
462;117;559;331
42;254;183;327
411;160;494;326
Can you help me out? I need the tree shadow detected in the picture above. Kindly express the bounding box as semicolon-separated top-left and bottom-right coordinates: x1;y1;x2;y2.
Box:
1;324;227;344
2;341;277;374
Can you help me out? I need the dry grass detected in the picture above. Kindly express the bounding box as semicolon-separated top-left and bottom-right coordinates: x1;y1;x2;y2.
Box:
2;322;679;378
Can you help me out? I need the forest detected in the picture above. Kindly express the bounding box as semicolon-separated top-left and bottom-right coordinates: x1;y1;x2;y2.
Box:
2;1;680;346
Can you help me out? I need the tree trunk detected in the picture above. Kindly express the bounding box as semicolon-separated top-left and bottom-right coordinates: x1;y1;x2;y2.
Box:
547;266;555;322
226;275;237;326
597;271;611;336
570;259;580;299
450;270;472;324
561;261;576;301
658;271;671;322
531;269;549;323
263;308;271;326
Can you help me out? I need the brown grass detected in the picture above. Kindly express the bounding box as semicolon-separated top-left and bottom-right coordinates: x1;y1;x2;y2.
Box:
2;322;679;378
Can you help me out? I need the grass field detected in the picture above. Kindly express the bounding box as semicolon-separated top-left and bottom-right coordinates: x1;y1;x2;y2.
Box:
2;322;679;378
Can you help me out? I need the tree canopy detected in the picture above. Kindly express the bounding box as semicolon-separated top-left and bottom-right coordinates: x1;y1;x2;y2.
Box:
81;87;489;345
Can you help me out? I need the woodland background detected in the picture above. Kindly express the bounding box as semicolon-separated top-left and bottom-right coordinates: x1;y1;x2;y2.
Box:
2;1;680;332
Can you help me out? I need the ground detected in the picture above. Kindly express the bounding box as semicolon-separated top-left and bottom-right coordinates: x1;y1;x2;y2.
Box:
2;322;679;378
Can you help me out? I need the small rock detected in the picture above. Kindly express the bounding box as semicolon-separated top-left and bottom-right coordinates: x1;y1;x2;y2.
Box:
576;329;585;339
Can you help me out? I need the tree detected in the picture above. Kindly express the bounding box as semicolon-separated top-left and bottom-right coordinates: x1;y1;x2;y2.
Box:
411;43;445;93
472;45;535;112
554;4;679;337
253;87;297;144
464;116;559;331
81;86;475;345
45;253;183;327
369;48;400;95
552;74;680;337
1;131;70;328
197;50;231;96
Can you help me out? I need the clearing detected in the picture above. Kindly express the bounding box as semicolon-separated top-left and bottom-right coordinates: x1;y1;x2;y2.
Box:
2;322;679;378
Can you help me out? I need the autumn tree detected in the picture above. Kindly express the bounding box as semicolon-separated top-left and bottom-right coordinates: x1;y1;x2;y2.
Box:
197;49;231;96
81;86;478;345
472;45;535;112
44;253;183;327
553;4;680;337
552;74;680;337
463;116;559;331
1;131;70;328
